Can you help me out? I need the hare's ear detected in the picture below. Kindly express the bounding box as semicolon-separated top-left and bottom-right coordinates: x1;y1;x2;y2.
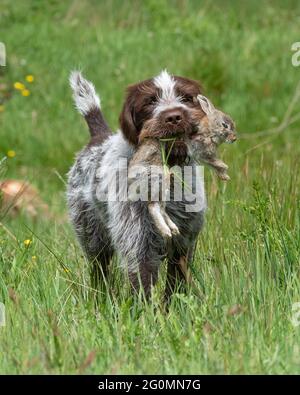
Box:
197;95;215;114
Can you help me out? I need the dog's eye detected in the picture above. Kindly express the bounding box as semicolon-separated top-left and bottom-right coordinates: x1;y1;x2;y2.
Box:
222;122;228;129
149;96;157;105
182;95;193;103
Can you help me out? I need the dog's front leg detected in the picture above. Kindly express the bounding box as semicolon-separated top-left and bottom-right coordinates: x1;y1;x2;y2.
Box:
164;249;188;303
164;241;197;303
128;262;160;299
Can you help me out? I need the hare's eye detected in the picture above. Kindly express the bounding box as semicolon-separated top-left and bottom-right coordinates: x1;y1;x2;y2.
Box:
222;122;228;129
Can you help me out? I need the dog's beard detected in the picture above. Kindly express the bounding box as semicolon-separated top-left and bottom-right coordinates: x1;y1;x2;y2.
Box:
138;117;195;141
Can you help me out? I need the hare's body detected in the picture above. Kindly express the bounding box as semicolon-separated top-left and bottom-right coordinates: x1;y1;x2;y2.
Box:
188;119;230;180
188;95;236;181
128;138;179;239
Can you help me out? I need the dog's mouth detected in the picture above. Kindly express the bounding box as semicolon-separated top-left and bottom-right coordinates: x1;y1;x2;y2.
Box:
170;133;185;141
165;122;193;136
145;123;194;140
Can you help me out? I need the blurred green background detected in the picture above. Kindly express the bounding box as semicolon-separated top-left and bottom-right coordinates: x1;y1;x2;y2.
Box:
0;0;300;374
1;0;299;197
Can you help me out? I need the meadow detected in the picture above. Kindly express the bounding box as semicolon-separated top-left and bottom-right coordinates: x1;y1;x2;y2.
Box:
0;0;300;374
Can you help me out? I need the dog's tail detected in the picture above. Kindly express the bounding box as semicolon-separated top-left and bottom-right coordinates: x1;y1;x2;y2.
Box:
69;71;111;140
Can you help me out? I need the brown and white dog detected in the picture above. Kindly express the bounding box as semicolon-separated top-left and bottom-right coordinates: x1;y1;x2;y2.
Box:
67;70;207;299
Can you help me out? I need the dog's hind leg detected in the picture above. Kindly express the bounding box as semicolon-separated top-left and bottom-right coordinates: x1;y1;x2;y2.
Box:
68;197;114;290
83;226;114;291
90;246;114;291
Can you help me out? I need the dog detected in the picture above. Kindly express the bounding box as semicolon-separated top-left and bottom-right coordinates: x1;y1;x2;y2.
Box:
67;70;207;299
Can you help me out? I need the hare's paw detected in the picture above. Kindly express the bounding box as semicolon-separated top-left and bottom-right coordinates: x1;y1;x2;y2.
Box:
160;226;172;239
170;223;180;236
164;216;180;236
218;172;230;181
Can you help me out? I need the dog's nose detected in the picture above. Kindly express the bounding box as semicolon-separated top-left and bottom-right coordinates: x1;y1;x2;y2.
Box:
164;110;183;125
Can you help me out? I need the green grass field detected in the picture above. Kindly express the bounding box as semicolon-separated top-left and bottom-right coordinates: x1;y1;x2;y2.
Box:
1;0;300;374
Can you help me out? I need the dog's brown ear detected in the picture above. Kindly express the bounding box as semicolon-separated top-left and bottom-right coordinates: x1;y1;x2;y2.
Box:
119;87;138;146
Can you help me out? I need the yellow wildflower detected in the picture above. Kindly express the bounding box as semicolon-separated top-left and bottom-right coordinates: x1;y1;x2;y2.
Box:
21;89;30;97
0;105;4;112
24;239;32;247
7;150;16;158
14;82;25;90
26;75;34;83
32;256;37;261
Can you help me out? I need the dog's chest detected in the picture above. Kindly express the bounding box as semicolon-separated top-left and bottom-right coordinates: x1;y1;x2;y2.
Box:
96;133;206;250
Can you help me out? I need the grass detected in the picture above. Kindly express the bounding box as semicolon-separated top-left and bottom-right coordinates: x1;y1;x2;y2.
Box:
0;0;300;374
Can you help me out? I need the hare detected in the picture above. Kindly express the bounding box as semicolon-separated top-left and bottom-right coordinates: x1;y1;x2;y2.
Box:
188;94;237;181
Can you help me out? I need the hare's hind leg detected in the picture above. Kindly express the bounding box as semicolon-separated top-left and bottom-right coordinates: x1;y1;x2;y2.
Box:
163;212;180;236
148;202;172;239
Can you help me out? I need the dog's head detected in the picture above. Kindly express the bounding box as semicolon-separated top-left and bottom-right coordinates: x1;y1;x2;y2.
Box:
120;71;204;154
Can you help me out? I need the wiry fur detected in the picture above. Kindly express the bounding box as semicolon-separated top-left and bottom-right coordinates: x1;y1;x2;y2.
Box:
70;71;100;115
70;71;111;144
153;70;176;99
70;71;101;116
153;70;186;117
67;71;206;298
